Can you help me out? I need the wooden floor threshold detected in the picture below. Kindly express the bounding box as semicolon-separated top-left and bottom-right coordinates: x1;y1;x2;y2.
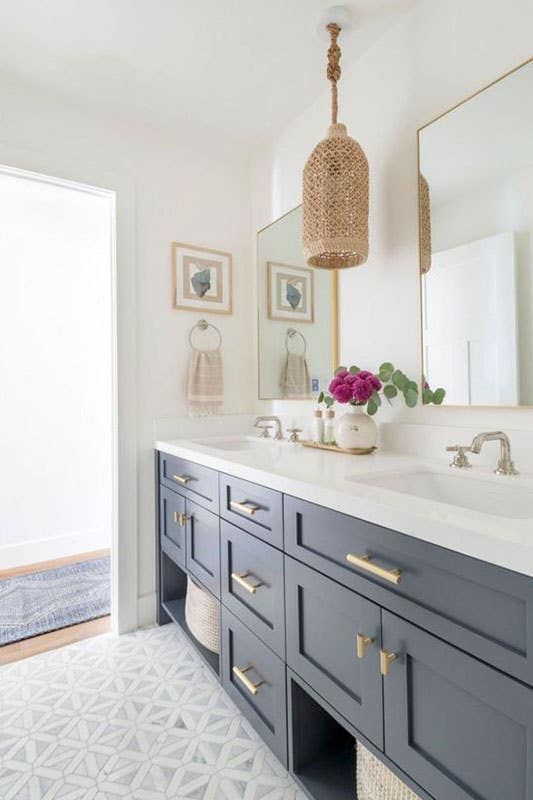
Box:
0;616;112;666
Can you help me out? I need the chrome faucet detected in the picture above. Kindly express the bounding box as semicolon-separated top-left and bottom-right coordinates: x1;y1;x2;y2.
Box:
254;416;284;440
469;431;519;476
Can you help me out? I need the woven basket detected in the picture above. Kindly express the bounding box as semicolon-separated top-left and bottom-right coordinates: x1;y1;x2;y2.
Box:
184;577;220;654
356;744;421;800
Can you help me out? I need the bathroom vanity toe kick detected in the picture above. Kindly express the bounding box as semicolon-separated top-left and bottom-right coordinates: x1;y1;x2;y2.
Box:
156;448;533;800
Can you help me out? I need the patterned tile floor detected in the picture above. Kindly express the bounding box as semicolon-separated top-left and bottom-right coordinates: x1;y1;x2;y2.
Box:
0;624;307;800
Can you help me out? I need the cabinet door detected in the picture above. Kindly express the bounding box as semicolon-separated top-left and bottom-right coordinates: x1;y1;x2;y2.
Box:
382;610;533;800
285;557;383;748
159;486;186;568
185;500;220;598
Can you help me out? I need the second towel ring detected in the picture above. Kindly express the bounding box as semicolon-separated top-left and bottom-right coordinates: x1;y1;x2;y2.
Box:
286;328;307;355
189;319;222;351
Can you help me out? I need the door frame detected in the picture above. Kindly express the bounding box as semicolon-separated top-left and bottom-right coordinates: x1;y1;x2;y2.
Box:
0;151;138;635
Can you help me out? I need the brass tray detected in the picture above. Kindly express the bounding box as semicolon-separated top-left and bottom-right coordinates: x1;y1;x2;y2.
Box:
301;440;376;456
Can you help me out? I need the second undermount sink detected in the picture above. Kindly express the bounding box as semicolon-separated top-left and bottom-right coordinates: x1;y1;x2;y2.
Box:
351;470;533;520
191;435;274;452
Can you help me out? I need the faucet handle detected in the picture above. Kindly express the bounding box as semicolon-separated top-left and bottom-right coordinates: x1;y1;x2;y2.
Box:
446;445;472;469
287;427;303;444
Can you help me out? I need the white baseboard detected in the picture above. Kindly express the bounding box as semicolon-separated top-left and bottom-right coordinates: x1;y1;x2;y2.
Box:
137;592;157;628
0;531;111;570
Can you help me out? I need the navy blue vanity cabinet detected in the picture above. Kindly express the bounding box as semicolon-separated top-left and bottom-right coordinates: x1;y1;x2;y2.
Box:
382;610;533;800
219;473;284;549
285;556;383;748
220;520;286;658
159;485;186;568
185;500;220;598
221;606;288;766
159;452;219;513
156;451;533;800
284;494;533;686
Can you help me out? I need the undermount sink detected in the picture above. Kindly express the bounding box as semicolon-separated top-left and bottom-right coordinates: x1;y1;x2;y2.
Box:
191;435;273;452
352;470;533;519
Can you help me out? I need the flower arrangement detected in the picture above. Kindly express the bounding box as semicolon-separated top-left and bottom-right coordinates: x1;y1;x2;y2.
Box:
318;363;445;415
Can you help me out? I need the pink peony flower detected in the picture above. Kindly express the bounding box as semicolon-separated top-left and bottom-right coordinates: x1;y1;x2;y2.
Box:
332;382;353;404
327;366;382;407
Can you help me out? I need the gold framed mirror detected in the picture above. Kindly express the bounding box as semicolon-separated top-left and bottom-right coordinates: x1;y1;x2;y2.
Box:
257;205;338;400
418;56;533;408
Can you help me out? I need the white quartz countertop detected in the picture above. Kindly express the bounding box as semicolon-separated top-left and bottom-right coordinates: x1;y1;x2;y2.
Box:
155;437;533;578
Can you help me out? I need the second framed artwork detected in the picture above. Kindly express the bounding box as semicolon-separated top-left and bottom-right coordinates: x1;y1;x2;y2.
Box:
267;261;314;323
172;242;232;314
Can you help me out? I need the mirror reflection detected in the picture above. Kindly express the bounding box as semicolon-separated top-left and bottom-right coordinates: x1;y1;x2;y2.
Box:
419;58;533;406
257;206;337;400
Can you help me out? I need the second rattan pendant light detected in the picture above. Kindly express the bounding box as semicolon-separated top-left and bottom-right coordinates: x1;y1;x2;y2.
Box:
303;21;369;269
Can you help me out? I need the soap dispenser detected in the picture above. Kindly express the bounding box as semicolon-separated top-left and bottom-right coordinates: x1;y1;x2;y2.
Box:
324;409;335;444
312;409;324;444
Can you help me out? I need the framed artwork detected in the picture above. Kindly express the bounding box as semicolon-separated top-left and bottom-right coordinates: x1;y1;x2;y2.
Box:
172;242;232;314
267;261;314;322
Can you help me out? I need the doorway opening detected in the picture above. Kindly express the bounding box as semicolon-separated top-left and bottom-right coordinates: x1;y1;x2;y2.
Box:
0;166;117;664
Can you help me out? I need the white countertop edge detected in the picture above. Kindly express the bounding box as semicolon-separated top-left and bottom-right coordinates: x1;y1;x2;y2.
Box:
155;439;533;579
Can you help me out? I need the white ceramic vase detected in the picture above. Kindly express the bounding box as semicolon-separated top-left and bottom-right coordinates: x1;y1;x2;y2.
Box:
334;406;378;450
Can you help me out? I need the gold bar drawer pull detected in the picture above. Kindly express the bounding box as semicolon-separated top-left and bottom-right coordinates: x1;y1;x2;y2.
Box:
232;664;264;695
173;474;192;485
230;500;260;516
231;572;263;594
346;553;402;585
173;511;190;526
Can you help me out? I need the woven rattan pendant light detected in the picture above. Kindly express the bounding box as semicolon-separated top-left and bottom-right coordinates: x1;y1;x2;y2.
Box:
303;21;369;269
419;173;432;273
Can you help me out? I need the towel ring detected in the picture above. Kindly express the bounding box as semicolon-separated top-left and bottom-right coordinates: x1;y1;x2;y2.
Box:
189;319;222;351
285;328;307;356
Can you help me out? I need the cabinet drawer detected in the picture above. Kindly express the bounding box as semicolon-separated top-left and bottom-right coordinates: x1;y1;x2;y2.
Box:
382;610;533;800
221;607;287;766
159;452;218;513
221;520;285;658
159;486;186;568
219;474;283;549
285;495;533;685
185;501;220;598
285;557;383;748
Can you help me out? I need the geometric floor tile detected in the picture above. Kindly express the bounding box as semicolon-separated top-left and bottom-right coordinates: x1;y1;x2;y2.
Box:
0;624;307;799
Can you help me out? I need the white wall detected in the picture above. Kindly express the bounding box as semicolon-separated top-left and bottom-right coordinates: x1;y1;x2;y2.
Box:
251;0;533;436
0;171;113;568
0;77;254;622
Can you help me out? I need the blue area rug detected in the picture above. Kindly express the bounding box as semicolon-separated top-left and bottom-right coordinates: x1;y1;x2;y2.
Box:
0;557;110;646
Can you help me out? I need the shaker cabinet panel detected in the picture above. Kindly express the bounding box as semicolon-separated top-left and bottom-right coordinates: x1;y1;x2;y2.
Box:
284;494;533;685
185;500;220;598
285;557;383;749
221;607;287;766
159;452;219;513
219;473;283;549
159;486;186;568
220;520;286;658
382;610;533;800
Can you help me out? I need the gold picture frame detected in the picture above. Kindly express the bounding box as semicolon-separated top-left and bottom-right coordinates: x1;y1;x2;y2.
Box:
172;241;232;315
267;261;314;323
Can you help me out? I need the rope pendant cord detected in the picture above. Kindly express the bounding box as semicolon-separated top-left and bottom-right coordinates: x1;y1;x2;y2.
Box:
327;22;341;125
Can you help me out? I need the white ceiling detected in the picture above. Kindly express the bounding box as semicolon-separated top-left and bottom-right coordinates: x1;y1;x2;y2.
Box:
0;0;415;152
